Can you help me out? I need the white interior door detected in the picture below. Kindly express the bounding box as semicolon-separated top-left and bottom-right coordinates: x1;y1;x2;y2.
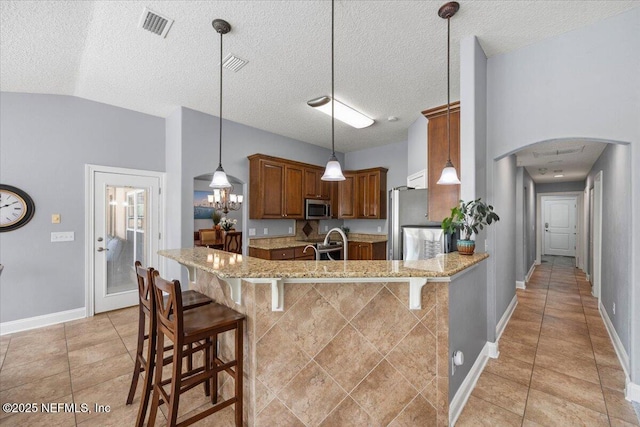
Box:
93;170;161;313
543;196;577;257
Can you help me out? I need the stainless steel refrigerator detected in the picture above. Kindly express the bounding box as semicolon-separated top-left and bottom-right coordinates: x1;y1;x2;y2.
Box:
388;187;455;260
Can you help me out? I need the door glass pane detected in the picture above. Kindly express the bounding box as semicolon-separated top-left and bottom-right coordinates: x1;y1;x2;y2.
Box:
105;186;148;295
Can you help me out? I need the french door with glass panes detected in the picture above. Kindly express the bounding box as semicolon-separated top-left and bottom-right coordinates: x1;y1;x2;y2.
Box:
91;168;162;313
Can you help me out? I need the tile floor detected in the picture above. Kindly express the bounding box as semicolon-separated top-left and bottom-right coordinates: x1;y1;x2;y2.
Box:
457;256;640;426
1;256;639;426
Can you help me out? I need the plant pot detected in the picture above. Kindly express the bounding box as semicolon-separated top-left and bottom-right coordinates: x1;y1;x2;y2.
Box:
457;240;475;255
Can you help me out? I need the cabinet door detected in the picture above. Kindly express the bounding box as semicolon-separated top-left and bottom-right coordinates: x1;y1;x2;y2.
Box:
361;171;381;218
284;165;304;218
304;168;319;199
427;110;460;222
338;173;357;219
348;241;361;260
261;161;284;218
359;243;372;260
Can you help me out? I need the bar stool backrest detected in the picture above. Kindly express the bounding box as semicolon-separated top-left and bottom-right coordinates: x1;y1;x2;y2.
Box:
151;271;184;342
134;261;155;317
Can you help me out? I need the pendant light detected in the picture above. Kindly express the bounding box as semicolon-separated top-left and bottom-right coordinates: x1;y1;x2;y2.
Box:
210;19;232;189
321;0;346;182
436;2;461;186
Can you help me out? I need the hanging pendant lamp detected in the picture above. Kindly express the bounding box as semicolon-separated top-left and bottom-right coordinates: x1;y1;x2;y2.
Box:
210;19;232;189
321;0;346;182
436;2;461;186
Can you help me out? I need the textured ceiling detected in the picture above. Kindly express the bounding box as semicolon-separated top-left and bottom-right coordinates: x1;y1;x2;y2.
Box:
516;139;608;184
1;1;638;152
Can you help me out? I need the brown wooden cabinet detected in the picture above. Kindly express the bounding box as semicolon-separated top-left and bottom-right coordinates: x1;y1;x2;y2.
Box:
304;167;331;200
337;172;357;219
248;245;315;260
249;155;305;219
423;102;460;222
355;168;387;219
348;241;386;260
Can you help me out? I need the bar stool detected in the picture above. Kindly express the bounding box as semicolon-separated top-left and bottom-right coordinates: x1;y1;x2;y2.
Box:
127;261;213;427
148;272;245;427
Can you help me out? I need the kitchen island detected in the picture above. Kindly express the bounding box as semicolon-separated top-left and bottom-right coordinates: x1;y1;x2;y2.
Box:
159;247;488;426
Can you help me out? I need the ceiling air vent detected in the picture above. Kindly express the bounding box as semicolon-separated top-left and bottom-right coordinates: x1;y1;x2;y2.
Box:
222;54;248;72
532;146;584;158
139;7;174;38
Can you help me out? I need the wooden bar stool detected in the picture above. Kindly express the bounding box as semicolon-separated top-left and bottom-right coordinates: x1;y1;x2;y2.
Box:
148;272;245;427
127;261;213;427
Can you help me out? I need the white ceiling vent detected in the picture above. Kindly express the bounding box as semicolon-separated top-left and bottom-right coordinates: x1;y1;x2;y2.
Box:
221;54;248;72
139;8;174;38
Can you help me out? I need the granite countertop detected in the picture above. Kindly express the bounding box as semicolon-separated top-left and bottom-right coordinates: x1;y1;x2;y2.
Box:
248;233;388;250
159;247;488;279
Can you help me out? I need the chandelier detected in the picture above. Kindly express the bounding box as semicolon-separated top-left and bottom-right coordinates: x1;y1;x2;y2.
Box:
207;186;243;214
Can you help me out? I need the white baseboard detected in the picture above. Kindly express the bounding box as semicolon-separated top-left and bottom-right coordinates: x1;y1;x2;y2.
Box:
626;381;640;403
599;302;630;375
449;342;491;426
516;281;526;290
525;263;536;282
486;341;499;359
586;273;591;282
496;295;518;341
0;308;86;336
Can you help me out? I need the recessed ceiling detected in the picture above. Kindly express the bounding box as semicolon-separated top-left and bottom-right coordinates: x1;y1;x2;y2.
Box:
515;139;608;183
1;1;638;152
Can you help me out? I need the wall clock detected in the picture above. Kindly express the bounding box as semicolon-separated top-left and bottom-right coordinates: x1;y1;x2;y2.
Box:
0;184;36;232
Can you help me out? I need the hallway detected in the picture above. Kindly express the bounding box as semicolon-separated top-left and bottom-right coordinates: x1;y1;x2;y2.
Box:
457;256;640;426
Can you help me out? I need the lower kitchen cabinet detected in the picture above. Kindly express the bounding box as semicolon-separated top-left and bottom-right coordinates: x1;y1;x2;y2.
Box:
347;241;387;260
248;246;314;260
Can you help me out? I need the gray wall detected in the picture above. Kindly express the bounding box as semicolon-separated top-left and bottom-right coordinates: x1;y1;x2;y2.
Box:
536;180;584;194
0;92;165;323
343;140;408;235
585;143;631;352
449;260;488;400
515;168;537;282
485;8;639;384
407;115;427;178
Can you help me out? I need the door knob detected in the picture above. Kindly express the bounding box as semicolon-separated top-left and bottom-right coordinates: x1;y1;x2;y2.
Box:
97;247;109;252
97;237;104;242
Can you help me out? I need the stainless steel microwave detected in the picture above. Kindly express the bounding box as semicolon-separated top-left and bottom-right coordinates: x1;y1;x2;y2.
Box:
305;199;331;220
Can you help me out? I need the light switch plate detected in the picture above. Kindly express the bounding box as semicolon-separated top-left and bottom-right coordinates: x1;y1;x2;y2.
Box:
51;231;74;242
249;228;256;236
263;228;268;235
377;226;382;232
288;227;293;234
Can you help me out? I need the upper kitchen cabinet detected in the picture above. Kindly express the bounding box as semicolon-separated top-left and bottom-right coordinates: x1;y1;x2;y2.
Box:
304;167;331;200
337;172;357;219
356;168;387;219
249;154;305;219
423;102;460;222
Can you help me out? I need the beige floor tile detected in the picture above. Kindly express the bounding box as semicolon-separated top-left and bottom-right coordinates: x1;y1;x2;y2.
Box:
65;326;121;353
64;316;112;339
175;402;236;427
530;366;606;414
598;365;627;392
1;338;68;369
610;417;640;427
543;307;586;323
534;347;600;384
501;323;540;348
456;395;522;426
511;307;544;323
536;334;594;361
544;299;585;313
72;374;132;424
0;394;75;427
0;372;72;420
0;354;69;392
524;388;609;427
68;338;128;369
541;314;590;336
603;387;640;425
106;306;138;326
498;339;537;365
470;372;529;416
70;353;134;393
484;354;533;386
539;323;593;347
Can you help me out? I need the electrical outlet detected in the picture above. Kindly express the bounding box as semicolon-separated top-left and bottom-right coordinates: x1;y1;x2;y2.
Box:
377;226;382;233
613;302;616;315
324;225;328;231
288;227;293;234
51;231;74;242
51;214;61;224
263;228;268;235
485;241;489;251
249;228;256;236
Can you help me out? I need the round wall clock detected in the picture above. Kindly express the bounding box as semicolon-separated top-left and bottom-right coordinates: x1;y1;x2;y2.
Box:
0;184;36;232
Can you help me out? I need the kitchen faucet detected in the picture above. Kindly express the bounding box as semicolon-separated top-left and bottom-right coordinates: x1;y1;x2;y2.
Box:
324;228;348;261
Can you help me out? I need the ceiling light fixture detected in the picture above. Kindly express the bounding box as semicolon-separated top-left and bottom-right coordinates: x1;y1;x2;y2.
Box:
210;19;233;189
436;2;461;186
320;0;346;182
554;174;564;178
308;96;374;129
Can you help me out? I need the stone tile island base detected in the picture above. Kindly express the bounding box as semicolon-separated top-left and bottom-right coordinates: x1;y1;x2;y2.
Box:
191;272;450;426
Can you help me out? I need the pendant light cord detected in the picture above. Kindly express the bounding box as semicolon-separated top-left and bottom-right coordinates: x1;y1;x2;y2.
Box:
446;16;451;163
331;0;335;157
218;30;223;169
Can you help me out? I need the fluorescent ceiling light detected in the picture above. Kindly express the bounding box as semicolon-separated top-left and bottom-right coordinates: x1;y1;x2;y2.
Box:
308;96;374;129
554;174;564;178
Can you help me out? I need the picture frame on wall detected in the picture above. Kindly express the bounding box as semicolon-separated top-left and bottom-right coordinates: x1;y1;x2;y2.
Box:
194;191;215;219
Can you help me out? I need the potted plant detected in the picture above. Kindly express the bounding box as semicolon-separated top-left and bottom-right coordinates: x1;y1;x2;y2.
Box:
212;211;222;228
441;198;500;255
220;217;237;232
